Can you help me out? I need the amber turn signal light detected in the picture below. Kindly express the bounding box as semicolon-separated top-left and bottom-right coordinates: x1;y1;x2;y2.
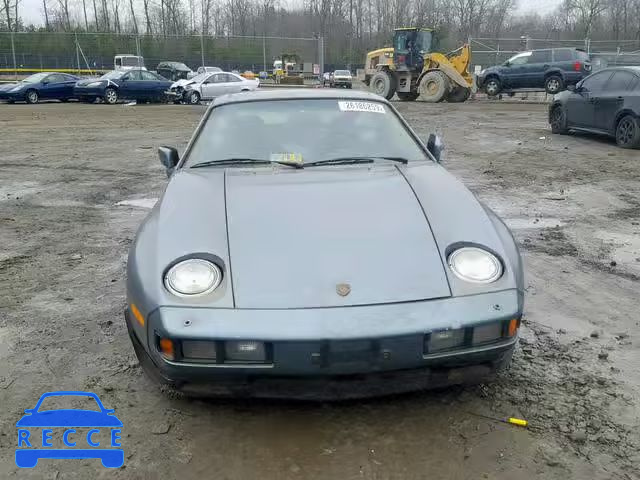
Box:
159;338;175;361
130;303;145;327
507;319;520;337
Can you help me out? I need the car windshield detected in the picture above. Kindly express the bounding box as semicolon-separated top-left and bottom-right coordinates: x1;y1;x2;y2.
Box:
335;70;351;76
120;56;143;67
22;72;49;83
190;72;210;83
102;70;126;80
185;99;429;166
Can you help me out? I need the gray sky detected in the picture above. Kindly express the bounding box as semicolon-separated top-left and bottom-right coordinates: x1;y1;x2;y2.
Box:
19;0;560;27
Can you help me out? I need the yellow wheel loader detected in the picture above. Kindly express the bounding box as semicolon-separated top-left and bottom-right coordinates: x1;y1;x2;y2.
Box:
365;28;473;103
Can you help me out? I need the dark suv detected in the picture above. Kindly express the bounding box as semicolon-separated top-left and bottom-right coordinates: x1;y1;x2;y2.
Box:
477;48;591;95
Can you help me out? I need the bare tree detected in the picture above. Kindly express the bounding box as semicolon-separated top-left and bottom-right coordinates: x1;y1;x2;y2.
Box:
81;0;89;30
128;0;138;33
43;0;50;30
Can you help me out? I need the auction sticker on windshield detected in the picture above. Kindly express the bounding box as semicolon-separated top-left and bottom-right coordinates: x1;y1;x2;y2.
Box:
338;101;385;113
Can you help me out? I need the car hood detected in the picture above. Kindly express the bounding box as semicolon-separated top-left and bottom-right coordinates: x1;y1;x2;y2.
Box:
75;77;104;86
0;82;19;91
171;78;194;88
155;165;451;309
151;162;518;309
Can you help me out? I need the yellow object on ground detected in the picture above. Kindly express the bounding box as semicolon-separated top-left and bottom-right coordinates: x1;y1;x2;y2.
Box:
507;417;528;427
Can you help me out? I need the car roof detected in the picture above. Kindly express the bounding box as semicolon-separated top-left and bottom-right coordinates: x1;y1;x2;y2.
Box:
158;61;190;69
212;89;388;108
592;66;640;75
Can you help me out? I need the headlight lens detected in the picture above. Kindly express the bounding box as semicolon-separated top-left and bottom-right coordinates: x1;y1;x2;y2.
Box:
164;259;222;296
86;81;103;87
448;247;502;283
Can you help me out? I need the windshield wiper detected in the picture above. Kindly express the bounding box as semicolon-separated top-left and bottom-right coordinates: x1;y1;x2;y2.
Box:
304;156;409;167
190;158;302;169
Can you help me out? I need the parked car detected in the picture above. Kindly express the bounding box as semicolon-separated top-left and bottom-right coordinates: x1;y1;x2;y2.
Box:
0;72;79;104
187;66;222;79
169;71;259;104
477;48;591;95
331;69;353;88
74;69;172;104
125;89;524;400
156;61;193;81
114;54;145;71
549;66;640;149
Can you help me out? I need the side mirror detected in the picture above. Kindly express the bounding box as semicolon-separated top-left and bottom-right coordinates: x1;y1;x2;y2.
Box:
158;146;179;177
427;133;444;163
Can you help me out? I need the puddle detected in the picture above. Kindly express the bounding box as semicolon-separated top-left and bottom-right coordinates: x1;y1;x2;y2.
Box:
505;217;564;230
115;198;157;209
593;230;640;267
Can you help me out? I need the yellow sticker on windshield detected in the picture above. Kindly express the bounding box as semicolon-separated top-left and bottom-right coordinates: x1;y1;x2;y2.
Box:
270;153;303;164
338;101;385;113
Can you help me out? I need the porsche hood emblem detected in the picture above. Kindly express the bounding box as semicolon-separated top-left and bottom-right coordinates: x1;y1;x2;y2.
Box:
336;283;351;297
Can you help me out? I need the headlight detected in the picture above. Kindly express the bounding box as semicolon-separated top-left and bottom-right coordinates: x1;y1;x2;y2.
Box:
9;86;22;92
448;247;502;283
164;259;222;296
86;81;103;87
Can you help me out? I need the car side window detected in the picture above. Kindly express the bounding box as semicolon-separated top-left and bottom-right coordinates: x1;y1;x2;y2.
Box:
529;50;552;63
553;49;573;61
606;71;637;91
211;74;226;83
45;74;62;83
224;74;242;83
141;70;159;81
508;52;531;66
581;71;612;92
124;70;142;81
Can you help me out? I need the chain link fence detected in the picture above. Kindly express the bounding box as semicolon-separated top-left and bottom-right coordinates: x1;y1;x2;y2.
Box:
470;37;640;71
0;32;322;76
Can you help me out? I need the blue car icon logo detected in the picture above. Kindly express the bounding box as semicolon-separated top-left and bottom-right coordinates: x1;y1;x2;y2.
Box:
16;391;123;468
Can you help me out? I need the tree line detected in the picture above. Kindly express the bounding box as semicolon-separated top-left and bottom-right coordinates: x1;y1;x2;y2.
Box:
1;0;639;63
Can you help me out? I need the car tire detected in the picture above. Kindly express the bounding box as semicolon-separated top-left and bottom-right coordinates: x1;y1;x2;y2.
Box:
550;105;568;134
370;70;397;100
188;91;201;105
446;86;471;103
545;75;564;94
484;77;501;96
615;114;640;149
397;91;420;101
25;89;39;104
104;87;118;104
418;70;449;103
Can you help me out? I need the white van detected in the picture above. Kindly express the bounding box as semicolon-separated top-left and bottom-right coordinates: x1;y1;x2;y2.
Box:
114;55;146;71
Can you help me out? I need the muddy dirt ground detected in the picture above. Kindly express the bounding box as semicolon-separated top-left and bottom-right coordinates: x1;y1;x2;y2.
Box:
0;100;638;480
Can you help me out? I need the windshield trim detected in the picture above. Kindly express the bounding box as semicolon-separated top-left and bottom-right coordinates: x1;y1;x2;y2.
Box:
176;97;435;170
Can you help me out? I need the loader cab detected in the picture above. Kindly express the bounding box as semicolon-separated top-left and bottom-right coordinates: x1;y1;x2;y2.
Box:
393;28;435;71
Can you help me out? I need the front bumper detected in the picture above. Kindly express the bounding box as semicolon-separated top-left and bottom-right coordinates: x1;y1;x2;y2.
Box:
126;289;522;398
74;86;105;98
2;89;26;100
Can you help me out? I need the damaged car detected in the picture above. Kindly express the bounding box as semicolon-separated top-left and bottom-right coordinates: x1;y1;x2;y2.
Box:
169;71;259;104
125;89;524;399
